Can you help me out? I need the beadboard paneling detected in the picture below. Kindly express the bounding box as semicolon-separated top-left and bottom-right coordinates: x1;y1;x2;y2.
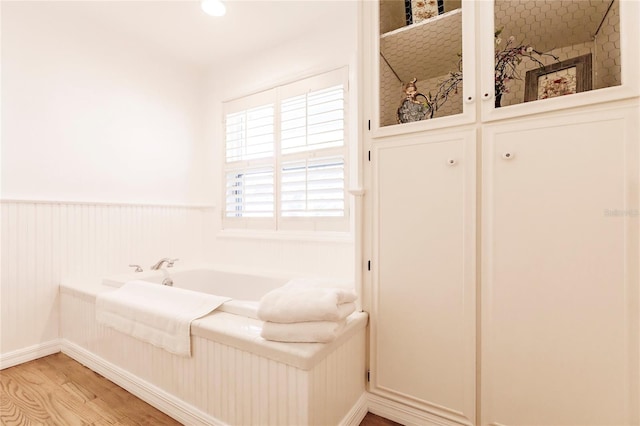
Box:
0;201;206;358
61;290;366;425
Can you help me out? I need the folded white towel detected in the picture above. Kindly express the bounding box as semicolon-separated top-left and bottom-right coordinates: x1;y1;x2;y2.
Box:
96;280;230;357
261;320;346;343
257;282;357;323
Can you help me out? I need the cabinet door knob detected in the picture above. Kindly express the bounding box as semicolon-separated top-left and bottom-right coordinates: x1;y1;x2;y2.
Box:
502;152;514;159
465;95;474;103
447;158;457;166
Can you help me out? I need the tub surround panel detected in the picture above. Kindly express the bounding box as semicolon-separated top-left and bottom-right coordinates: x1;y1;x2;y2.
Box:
63;338;368;426
60;280;368;371
0;201;205;359
61;340;221;426
60;288;367;425
210;233;355;280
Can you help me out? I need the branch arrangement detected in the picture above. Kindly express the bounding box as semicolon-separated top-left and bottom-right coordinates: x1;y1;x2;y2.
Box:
400;28;561;121
422;54;463;119
493;28;559;99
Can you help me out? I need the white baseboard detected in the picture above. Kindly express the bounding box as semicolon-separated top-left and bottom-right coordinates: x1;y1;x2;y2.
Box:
0;339;61;370
367;392;466;426
340;392;369;426
60;340;225;426
5;340;445;426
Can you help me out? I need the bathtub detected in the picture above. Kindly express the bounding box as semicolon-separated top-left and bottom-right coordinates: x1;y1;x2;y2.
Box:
101;265;294;319
60;265;368;426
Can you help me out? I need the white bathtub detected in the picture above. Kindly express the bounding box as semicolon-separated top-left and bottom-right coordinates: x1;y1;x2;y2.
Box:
60;265;368;425
102;265;293;319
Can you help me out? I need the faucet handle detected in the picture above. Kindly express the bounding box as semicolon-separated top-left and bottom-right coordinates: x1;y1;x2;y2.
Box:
129;264;143;273
167;258;180;268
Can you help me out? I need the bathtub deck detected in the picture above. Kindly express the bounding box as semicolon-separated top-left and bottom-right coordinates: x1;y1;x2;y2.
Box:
59;279;368;425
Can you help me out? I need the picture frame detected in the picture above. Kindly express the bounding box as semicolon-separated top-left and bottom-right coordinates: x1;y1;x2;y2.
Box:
524;54;592;102
404;0;444;25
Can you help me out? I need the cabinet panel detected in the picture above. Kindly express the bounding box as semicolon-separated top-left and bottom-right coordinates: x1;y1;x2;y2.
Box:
371;131;476;424
481;107;639;425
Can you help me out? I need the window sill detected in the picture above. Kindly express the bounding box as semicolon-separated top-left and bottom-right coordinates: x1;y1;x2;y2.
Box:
216;229;354;244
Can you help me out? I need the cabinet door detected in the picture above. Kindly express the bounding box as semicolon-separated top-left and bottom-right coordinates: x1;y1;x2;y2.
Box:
370;130;476;425
363;0;477;136
479;0;639;122
481;106;640;425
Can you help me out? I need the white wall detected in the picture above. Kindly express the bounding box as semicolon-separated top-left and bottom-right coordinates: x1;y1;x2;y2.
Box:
1;2;207;205
0;2;208;361
202;1;360;278
0;0;360;362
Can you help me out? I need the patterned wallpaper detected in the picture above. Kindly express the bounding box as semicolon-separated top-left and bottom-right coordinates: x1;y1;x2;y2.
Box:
380;0;406;34
380;58;463;126
593;0;621;89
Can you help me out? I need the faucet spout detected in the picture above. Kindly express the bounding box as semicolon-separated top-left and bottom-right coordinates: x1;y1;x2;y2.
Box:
150;257;179;270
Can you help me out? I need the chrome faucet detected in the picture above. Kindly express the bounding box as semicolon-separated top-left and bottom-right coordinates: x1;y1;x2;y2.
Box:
150;257;179;270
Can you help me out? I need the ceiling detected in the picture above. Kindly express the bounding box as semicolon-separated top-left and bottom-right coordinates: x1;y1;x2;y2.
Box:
17;0;355;68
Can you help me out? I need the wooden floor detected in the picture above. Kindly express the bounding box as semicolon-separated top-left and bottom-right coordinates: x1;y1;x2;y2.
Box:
1;353;402;426
0;353;181;425
360;413;402;426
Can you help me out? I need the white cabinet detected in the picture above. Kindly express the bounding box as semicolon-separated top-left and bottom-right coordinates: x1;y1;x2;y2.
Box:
370;129;476;425
481;106;639;425
362;1;640;425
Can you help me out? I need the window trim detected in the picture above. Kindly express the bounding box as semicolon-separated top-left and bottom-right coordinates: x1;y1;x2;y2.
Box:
221;67;350;232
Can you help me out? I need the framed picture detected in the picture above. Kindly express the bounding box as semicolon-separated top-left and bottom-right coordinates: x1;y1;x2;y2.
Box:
405;0;444;25
524;54;592;102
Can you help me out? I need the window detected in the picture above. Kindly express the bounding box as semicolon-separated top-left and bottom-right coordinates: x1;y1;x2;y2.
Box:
223;68;349;232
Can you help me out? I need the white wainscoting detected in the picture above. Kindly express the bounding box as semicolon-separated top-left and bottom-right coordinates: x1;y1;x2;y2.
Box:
61;290;367;426
0;200;206;366
1;200;358;370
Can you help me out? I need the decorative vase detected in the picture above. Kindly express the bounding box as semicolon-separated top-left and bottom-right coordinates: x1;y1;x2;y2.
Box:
397;78;429;123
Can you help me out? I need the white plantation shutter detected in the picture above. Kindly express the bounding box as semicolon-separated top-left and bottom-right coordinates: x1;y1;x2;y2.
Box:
223;89;276;224
222;67;348;231
225;104;274;161
281;157;345;217
281;85;345;155
225;167;274;218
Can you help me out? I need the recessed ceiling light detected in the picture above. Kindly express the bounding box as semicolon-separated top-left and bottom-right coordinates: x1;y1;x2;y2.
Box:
201;0;226;17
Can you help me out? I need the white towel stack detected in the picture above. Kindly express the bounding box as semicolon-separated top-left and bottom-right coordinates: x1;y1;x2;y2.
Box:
257;278;357;343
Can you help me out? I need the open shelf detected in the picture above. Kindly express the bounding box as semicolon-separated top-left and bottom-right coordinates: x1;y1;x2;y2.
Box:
380;8;462;83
